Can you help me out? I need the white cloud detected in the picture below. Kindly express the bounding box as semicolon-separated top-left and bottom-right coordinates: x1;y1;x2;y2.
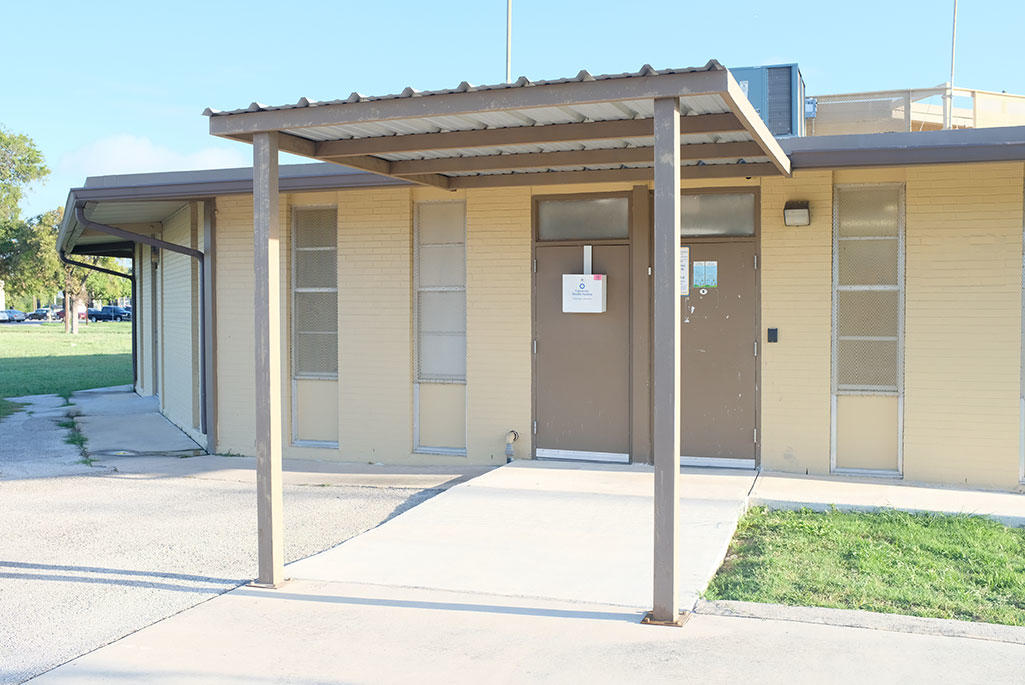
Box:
57;134;251;178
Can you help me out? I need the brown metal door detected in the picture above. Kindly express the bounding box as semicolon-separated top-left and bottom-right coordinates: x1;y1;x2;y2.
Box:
534;245;631;461
680;241;757;461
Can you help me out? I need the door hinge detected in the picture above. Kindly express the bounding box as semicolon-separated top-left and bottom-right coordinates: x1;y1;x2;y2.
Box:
533;420;537;435
754;254;758;270
753;427;758;443
648;266;652;276
533;339;537;354
533;258;537;273
754;340;758;357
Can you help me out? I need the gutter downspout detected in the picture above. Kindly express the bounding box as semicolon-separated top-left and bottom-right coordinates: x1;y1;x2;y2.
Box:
72;204;210;439
58;249;136;383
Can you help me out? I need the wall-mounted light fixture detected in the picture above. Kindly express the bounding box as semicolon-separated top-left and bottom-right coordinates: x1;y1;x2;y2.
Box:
783;200;810;226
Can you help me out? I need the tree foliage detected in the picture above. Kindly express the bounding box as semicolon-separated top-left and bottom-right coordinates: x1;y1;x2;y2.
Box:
0;127;48;223
0;209;63;301
0;127;130;309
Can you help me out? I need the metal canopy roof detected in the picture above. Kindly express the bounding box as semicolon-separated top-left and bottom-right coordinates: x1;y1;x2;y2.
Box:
205;60;791;189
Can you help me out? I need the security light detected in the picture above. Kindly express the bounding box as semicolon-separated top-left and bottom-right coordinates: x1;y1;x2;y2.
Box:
783;200;810;226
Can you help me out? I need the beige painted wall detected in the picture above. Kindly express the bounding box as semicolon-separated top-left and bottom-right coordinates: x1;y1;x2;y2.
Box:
213;194;258;455
417;383;466;449
903;162;1024;489
759;170;834;476
465;186;534;462
757;163;1025;490
191;163;1024;488
294;378;339;443
835;395;899;471
156;204;204;443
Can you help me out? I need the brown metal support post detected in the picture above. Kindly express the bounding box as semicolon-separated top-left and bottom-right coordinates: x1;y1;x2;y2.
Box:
646;96;682;626
203;201;218;454
253;131;284;587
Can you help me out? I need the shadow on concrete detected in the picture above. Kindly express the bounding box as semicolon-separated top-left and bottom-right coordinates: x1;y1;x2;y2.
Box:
0;560;242;594
232;587;644;623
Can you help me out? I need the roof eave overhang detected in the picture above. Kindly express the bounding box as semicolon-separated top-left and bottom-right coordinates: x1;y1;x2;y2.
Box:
784;126;1025;169
56;169;410;256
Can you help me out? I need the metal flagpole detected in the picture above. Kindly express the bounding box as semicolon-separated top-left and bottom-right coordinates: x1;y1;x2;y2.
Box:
506;0;512;83
944;0;958;129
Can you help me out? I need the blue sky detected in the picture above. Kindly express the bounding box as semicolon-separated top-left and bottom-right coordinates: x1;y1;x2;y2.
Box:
2;0;1020;217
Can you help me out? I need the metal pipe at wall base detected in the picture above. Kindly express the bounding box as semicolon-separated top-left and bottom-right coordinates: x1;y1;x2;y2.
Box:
71;203;209;439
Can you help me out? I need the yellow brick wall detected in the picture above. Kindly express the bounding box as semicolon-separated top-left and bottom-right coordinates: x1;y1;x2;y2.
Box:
336;187;419;462
466;187;533;462
159;204;201;440
759;170;834;476
903;162;1024;489
197;164;1024;488
212;195;258;455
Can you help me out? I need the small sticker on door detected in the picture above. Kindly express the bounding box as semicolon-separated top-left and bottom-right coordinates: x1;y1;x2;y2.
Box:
693;260;718;288
679;247;690;297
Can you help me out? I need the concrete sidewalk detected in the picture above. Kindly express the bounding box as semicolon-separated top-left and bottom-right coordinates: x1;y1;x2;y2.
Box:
70;386;204;457
287;461;755;609
0;393;90;479
31;460;1025;683
752;470;1025;527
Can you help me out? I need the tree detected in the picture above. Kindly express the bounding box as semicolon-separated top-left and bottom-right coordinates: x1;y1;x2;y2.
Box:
83;257;132;303
0;126;55;308
0;127;48;223
0;209;64;304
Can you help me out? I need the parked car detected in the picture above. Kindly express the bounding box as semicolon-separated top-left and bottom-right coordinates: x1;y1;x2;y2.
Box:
90;305;131;322
53;308;87;322
26;308;53;321
2;309;27;322
0;311;7;322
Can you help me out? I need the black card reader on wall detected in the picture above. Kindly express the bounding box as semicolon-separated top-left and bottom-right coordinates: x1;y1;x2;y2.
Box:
767;328;779;343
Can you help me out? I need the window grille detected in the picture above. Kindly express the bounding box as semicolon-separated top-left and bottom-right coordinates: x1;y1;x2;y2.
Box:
833;185;904;393
292;208;338;378
415;202;466;382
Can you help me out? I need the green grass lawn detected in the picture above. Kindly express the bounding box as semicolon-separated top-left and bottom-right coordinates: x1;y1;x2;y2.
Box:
706;506;1025;626
0;322;133;401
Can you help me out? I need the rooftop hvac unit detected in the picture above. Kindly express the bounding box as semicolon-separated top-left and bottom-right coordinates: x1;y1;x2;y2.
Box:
729;64;806;137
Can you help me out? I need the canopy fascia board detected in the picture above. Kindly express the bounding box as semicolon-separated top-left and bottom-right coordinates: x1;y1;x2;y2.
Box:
721;70;791;176
447;163;777;189
391;141;764;175
207;70;730;136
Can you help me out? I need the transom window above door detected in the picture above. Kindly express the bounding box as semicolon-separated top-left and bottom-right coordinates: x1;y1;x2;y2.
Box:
681;192;756;237
537;196;629;241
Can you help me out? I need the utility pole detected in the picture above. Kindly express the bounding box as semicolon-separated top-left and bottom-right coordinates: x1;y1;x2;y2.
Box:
944;0;958;129
506;0;512;83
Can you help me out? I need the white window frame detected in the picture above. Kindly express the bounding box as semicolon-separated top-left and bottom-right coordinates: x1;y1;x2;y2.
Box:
413;200;467;455
830;183;905;477
290;205;339;449
291;206;339;381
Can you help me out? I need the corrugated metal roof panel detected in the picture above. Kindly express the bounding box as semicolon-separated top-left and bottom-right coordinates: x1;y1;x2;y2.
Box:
281;95;732;146
205;61;727;117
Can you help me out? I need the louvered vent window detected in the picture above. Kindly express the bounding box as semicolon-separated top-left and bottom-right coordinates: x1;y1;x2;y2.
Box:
833;186;903;392
292;208;338;377
415;202;466;382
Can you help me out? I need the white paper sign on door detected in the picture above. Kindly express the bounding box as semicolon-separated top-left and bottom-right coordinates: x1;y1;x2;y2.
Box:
679;247;690;297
